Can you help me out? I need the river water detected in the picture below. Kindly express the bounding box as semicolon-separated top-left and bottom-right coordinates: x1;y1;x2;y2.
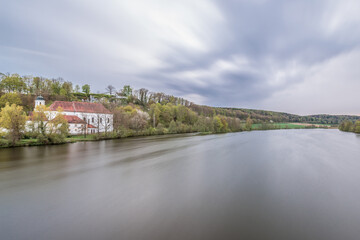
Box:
1;129;360;240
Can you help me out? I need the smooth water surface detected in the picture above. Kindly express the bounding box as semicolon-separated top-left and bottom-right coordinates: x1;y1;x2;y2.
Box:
1;130;360;240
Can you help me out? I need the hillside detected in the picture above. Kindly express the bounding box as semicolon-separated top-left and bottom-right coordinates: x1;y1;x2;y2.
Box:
190;105;360;125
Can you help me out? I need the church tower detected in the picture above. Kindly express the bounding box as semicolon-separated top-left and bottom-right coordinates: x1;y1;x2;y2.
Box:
35;96;45;108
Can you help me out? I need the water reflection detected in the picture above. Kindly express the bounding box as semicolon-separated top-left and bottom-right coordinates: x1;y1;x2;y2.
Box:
1;130;360;240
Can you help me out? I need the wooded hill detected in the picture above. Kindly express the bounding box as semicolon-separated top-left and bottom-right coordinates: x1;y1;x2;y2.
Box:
190;105;360;125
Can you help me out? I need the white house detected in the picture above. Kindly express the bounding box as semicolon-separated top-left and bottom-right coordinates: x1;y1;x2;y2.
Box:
32;96;113;135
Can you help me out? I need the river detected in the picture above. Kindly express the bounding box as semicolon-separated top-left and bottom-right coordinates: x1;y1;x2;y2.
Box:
1;129;360;240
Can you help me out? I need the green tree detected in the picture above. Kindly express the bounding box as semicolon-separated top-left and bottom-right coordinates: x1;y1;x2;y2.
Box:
32;77;45;95
51;80;62;95
82;84;91;100
339;120;353;132
47;109;69;142
0;103;27;145
30;105;68;143
0;93;22;108
120;85;133;103
245;116;253;131
61;81;73;98
353;121;360;133
168;120;177;133
149;103;161;127
160;104;174;126
213;116;224;133
74;85;80;93
0;74;27;93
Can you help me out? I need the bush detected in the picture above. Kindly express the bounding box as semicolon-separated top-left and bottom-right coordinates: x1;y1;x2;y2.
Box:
156;123;165;135
168;120;177;134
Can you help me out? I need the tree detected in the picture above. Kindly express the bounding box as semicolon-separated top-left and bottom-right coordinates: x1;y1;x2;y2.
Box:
96;113;113;136
213;116;224;133
23;75;33;94
121;85;132;97
82;84;91;95
149;103;161;127
82;84;91;100
0;103;27;145
129;110;149;131
354;121;360;133
135;88;149;106
61;81;73;98
0;74;27;93
168;120;177;133
113;107;132;131
30;105;68;143
339;120;353;132
47;110;69;142
105;85;116;95
0;93;22;108
30;104;51;138
51;79;62;95
160;104;175;126
246;116;253;130
74;85;80;93
32;77;45;95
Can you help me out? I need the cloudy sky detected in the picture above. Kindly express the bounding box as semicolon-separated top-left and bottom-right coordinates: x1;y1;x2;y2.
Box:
1;0;359;115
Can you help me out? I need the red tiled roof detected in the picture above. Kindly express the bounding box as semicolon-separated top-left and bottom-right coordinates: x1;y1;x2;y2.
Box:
63;115;87;124
49;101;112;114
87;124;96;128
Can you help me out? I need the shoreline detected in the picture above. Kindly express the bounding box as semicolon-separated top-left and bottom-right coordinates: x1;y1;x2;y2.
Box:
0;123;334;149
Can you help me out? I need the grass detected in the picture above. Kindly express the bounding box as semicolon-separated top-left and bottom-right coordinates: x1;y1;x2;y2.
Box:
0;138;44;148
66;135;98;142
251;122;332;130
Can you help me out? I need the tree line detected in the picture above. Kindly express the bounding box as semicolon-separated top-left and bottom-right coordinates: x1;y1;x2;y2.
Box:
1;72;360;147
338;120;360;134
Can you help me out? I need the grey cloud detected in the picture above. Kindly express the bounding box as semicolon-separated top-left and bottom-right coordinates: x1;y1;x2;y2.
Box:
1;0;360;114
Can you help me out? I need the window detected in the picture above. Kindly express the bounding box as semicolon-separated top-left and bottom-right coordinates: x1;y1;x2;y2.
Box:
100;118;102;124
92;117;94;123
83;117;86;122
107;118;110;123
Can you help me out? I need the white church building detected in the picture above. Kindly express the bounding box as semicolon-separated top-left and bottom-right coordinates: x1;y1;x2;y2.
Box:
34;96;114;135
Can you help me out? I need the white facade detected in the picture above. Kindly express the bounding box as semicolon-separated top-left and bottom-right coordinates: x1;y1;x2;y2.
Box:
55;111;114;133
67;122;96;135
25;119;96;135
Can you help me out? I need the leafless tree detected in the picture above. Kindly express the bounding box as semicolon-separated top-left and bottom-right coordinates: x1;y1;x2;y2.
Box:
105;85;116;95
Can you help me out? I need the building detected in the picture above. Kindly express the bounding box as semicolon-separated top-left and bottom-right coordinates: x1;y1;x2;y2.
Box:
32;96;113;135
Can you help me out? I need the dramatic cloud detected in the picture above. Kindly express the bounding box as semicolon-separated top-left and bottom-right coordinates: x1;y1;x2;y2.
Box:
1;0;359;114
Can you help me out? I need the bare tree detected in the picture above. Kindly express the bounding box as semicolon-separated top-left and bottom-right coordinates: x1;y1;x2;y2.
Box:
134;88;149;106
96;113;112;136
105;85;116;95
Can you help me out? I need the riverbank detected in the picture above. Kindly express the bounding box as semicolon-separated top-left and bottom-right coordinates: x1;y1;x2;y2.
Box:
0;122;335;149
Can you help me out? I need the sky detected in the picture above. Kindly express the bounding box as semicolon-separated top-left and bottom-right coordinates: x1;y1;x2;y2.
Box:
1;0;359;115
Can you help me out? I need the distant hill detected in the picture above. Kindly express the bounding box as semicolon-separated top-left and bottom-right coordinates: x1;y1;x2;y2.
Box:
189;104;360;125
